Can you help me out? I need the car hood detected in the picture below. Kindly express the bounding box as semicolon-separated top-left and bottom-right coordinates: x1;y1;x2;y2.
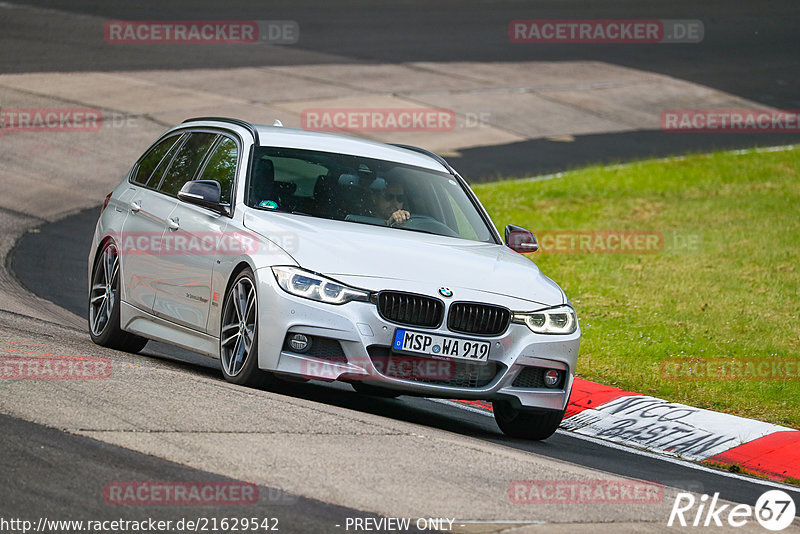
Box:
244;211;565;307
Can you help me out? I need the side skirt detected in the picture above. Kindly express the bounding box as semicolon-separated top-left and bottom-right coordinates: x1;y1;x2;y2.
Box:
120;301;220;358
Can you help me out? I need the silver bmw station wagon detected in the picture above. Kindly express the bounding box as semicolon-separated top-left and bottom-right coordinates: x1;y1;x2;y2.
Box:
88;117;580;440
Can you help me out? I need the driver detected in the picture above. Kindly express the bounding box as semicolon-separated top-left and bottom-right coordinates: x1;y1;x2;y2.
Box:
371;179;410;226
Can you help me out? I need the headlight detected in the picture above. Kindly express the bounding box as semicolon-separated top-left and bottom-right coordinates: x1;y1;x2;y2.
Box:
272;266;370;305
512;305;578;335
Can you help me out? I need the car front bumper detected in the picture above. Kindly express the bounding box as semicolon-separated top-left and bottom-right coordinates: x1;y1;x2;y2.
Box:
255;269;580;412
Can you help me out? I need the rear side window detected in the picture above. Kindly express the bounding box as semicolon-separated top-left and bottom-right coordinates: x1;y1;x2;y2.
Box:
198;137;239;205
157;132;218;196
132;134;182;187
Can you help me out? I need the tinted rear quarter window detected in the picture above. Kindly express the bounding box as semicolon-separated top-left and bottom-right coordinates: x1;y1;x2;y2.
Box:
132;134;182;187
158;132;218;196
198;137;238;204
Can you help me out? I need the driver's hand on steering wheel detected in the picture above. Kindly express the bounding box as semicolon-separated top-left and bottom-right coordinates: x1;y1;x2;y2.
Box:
387;210;410;227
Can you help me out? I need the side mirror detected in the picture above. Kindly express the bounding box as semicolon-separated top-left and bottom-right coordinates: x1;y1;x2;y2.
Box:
178;180;228;215
505;224;539;253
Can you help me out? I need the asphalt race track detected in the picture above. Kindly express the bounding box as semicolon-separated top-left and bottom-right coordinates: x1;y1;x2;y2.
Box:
3;0;800;531
0;414;395;533
10;204;800;525
6;0;800;107
3;0;800;178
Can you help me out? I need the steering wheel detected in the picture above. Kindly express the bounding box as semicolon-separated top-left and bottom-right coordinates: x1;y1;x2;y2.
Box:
399;214;460;238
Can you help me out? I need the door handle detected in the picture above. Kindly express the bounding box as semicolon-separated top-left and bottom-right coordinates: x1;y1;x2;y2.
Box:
167;217;180;231
130;200;141;213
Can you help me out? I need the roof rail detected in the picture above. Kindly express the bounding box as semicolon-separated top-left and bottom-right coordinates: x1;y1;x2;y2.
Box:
182;117;259;144
390;144;453;174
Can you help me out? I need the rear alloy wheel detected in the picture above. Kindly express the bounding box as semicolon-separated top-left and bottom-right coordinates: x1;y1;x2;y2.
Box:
492;400;564;441
220;269;274;387
88;241;148;353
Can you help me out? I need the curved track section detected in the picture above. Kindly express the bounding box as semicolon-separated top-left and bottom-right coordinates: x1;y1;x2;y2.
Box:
2;1;800;531
8;208;800;529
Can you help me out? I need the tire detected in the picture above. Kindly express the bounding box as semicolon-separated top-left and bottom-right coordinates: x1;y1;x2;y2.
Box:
219;269;275;388
88;240;148;353
492;400;564;441
351;382;402;398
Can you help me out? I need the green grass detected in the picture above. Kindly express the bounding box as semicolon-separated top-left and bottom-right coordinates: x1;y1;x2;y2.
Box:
473;146;800;429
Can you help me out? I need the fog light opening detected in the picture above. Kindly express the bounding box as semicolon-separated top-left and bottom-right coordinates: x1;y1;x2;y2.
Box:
288;333;311;353
544;369;561;388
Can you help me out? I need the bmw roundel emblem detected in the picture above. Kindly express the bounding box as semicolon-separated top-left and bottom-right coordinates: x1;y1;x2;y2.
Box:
439;287;453;298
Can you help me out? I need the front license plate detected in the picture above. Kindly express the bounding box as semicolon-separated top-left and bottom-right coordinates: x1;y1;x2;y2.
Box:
392;329;490;362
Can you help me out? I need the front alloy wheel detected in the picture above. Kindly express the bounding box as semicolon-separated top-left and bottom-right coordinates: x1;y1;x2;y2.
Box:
220;269;273;387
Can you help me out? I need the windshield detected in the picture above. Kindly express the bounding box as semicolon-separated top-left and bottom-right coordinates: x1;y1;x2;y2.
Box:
246;146;495;242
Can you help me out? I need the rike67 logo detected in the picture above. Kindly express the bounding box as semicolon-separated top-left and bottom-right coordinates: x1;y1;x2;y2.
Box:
669;490;796;531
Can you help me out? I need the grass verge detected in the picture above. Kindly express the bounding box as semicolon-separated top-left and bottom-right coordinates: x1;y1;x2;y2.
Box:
474;146;800;428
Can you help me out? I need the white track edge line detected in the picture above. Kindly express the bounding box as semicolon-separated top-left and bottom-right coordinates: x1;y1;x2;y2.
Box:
431;399;800;495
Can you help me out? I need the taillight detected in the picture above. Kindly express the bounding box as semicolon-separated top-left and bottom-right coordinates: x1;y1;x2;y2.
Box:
100;192;113;215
